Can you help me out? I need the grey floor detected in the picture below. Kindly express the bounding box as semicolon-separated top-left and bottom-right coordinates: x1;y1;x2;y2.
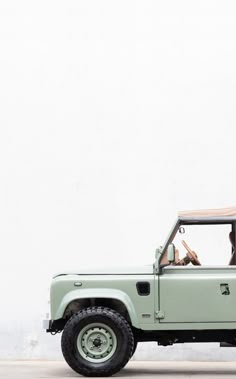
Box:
1;361;236;379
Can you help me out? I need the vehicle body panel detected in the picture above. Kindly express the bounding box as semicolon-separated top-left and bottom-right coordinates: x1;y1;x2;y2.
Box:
53;264;153;278
158;266;236;323
50;273;155;329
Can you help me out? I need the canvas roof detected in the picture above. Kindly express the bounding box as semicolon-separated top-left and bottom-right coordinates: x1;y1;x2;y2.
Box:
179;206;236;219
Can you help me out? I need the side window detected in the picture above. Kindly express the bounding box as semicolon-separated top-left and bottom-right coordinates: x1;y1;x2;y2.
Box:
172;225;232;266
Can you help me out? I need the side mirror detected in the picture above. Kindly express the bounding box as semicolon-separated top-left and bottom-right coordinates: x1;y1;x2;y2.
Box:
167;244;175;263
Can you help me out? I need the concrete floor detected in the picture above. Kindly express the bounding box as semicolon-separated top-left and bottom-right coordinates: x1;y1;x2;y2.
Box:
1;361;236;379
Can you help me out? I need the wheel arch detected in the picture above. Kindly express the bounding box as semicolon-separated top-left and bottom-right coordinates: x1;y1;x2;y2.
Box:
55;288;140;328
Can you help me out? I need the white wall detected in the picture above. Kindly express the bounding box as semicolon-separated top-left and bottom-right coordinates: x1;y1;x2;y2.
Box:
0;0;236;360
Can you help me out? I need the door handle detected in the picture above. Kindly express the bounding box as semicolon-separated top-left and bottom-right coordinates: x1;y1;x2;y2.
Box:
220;283;230;295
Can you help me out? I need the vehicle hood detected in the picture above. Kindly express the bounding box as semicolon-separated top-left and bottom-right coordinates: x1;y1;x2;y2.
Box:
53;264;153;278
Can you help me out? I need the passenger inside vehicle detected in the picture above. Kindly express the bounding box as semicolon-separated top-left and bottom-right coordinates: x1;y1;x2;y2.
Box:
160;224;236;267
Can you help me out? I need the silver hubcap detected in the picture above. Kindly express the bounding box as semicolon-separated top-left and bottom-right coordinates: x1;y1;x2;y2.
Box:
77;323;117;363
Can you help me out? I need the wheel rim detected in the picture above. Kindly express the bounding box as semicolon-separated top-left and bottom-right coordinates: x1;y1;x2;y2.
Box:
77;322;117;363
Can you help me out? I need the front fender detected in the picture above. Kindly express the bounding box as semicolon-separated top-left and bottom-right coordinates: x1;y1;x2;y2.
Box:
54;288;140;328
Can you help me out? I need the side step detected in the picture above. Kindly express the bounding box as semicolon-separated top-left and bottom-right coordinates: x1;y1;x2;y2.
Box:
220;342;236;347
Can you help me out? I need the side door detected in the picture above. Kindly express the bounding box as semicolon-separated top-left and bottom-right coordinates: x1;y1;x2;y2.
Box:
157;266;236;324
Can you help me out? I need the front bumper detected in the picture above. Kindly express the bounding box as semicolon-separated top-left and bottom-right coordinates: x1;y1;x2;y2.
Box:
43;318;66;333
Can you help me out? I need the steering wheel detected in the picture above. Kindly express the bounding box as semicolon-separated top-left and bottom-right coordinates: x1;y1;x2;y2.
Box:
181;240;201;266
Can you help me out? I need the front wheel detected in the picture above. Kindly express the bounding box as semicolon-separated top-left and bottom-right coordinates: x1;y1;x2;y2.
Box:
132;339;138;357
61;307;134;377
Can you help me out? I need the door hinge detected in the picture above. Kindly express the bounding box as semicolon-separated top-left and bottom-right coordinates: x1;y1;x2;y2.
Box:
155;310;165;319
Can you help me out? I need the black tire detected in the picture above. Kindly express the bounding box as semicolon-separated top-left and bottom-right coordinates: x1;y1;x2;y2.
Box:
131;339;138;357
61;306;134;377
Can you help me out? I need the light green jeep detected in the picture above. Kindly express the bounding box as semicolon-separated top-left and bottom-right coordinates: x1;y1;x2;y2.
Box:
44;207;236;376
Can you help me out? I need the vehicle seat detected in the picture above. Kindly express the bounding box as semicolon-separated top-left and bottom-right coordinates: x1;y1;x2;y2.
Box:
229;231;236;265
